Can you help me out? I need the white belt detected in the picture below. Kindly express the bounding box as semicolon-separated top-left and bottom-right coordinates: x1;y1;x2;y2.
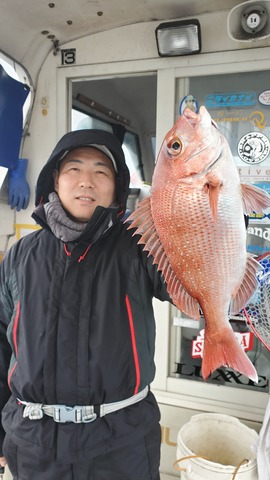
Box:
18;386;149;424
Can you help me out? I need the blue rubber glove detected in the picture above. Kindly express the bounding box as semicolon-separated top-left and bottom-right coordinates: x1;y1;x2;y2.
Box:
8;158;30;211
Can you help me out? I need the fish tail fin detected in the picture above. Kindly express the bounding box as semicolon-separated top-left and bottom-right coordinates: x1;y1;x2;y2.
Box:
201;325;258;383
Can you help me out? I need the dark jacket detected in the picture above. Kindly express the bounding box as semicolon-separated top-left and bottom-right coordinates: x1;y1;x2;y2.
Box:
0;129;170;461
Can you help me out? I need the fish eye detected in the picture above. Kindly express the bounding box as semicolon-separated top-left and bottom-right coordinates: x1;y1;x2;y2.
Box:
167;137;182;156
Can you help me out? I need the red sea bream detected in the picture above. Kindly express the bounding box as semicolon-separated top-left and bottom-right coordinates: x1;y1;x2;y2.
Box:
127;106;270;382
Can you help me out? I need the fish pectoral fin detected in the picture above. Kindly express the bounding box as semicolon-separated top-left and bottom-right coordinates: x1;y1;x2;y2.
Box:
151;243;200;320
170;280;201;320
230;254;262;314
241;183;270;214
126;197;201;320
202;325;258;382
205;173;223;223
152;248;200;320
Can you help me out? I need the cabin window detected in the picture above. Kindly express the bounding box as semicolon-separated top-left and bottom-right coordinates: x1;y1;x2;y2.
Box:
168;69;270;393
72;108;113;133
72;107;144;187
70;73;157;191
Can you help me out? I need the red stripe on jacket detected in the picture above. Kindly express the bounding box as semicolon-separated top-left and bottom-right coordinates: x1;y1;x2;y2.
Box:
125;295;140;395
8;301;20;387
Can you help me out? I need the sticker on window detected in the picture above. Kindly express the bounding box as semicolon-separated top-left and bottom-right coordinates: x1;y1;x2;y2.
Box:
191;329;254;359
259;90;270;106
205;92;256;108
238;132;270;164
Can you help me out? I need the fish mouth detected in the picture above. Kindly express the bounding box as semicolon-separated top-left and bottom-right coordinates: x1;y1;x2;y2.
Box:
185;114;224;177
183;108;199;125
184;107;220;130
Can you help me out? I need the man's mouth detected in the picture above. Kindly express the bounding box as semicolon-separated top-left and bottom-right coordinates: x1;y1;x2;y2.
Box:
77;196;95;201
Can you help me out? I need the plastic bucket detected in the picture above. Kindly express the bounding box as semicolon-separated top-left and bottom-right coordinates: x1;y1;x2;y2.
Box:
175;413;258;480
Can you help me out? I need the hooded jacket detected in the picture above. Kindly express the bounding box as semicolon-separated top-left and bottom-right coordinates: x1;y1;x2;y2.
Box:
0;129;171;461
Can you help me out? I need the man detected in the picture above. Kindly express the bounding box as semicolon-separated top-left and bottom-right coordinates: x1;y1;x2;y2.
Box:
0;129;171;479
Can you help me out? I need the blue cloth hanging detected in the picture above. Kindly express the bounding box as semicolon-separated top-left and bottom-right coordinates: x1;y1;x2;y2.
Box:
0;64;31;210
0;64;30;169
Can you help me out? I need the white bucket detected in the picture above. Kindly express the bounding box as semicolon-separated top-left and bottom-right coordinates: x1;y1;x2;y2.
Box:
175;413;258;480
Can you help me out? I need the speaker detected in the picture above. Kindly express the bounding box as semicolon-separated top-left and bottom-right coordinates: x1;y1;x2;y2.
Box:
227;0;270;41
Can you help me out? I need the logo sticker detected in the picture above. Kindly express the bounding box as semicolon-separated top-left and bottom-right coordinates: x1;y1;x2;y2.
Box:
249;111;266;130
212;110;266;128
238;132;270;164
191;329;254;359
179;95;199;115
205;92;256;109
259;90;270;106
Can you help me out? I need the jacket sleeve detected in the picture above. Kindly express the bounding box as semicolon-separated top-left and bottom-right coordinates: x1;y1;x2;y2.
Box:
0;256;13;456
139;246;173;304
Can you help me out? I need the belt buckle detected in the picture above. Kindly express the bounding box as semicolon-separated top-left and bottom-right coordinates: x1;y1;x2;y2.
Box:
53;405;97;423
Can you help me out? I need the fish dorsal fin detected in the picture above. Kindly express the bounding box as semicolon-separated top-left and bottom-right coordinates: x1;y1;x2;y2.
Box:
241;183;270;214
205;172;223;222
126;198;201;319
230;254;262;314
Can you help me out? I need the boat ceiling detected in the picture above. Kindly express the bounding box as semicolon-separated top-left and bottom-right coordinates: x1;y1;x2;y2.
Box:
1;0;241;82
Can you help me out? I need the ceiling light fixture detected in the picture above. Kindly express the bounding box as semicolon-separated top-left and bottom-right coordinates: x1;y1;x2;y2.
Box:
155;19;201;57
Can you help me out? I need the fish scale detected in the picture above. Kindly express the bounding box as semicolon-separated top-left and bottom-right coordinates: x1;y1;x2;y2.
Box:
127;106;270;382
152;181;242;299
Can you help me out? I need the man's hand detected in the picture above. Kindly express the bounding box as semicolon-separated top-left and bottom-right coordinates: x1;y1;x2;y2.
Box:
0;457;6;467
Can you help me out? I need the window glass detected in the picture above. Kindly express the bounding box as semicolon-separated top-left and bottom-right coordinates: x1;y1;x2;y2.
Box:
71;109;113;133
122;131;144;187
170;71;270;392
71;109;144;187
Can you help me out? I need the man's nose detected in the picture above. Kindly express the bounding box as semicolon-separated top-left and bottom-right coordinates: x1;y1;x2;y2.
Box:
79;173;94;187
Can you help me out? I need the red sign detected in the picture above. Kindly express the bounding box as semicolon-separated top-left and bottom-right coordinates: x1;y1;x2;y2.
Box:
191;329;254;359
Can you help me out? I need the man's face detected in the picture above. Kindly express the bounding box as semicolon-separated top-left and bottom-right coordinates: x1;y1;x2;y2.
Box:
54;147;116;222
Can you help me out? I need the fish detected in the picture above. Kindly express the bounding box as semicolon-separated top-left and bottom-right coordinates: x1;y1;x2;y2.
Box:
127;106;270;382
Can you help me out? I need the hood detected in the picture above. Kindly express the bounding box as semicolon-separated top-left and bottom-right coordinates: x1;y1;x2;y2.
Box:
35;129;130;214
